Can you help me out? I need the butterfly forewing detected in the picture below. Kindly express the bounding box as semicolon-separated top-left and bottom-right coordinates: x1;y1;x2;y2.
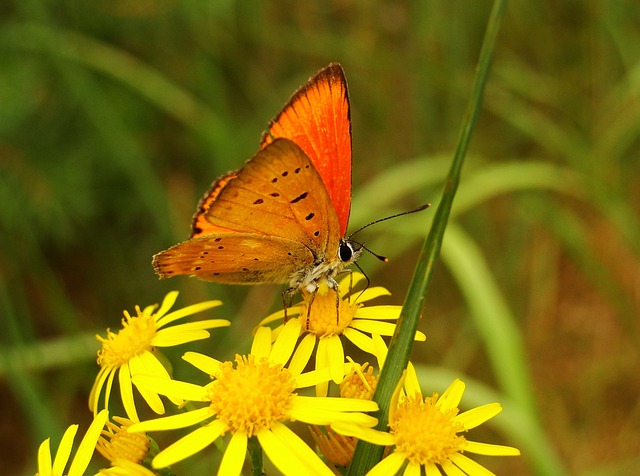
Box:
260;63;352;237
153;139;342;284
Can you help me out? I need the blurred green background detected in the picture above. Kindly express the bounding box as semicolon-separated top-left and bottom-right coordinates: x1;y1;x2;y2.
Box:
2;1;639;475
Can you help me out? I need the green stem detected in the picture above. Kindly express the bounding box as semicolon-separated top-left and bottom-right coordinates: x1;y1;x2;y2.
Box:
347;0;507;473
248;436;263;476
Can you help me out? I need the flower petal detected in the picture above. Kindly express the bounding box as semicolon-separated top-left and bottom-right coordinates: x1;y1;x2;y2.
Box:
132;374;207;401
353;286;391;303
464;440;521;456
437;379;465;411
403;460;421;476
183;351;222;376
326;335;345;384
450;452;495;475
350;319;398;336
368;452;405;476
153;328;210;347
338;272;366;293
454;403;502;430
258;424;332;476
119;363;138;422
251;326;272;359
425;462;442;476
37;438;52;476
130;352;170;413
89;366;110;414
330;422;394;446
355;305;401;319
156;300;223;327
295;367;332;388
68;409;108;476
288;333;316;376
343;328;375;354
153;420;226;468
219;431;247;476
51;424;78;476
403;363;422;399
441;458;468;475
270;319;301;366
154;291;179;318
129;406;214;433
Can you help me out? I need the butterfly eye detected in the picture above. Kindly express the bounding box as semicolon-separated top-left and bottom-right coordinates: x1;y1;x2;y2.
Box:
338;240;355;262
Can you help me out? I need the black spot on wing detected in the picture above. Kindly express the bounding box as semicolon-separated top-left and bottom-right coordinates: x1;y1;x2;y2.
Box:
290;192;308;204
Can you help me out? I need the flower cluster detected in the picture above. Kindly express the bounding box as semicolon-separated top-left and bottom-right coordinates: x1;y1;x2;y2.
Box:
35;274;519;475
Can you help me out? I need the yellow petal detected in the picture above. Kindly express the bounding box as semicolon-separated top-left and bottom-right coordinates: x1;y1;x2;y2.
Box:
441;458;468;475
367;452;405;476
342;327;375;354
425;462;442;476
454;403;502;429
288;333;316;376
270;319;301;365
258;424;333;476
251;326;272;359
183;351;222;376
331;422;394;446
218;431;247;476
153;420;225;468
326;335;345;384
89;365;110;414
437;379;465;411
355;305;401;319
130;406;214;433
296;367;332;388
154;291;179;318
132;374;207;401
68;409;108;476
350;319;397;336
130;353;167;414
403;363;422;399
156;299;223;327
118;363;138;422
464;440;520;456
354;286;391;303
37;438;52;476
403;460;421;476
449;452;495;475
51;424;78;476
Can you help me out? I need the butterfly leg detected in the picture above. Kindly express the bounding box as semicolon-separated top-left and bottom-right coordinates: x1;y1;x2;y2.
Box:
281;287;297;322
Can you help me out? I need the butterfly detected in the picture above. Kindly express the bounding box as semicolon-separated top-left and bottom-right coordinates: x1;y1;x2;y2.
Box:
153;63;362;297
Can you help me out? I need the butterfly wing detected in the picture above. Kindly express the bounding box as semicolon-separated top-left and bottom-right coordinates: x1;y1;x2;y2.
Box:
260;63;352;237
153;139;342;284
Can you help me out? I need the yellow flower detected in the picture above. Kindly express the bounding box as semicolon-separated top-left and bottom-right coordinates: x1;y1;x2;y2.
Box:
36;410;108;476
129;319;379;476
310;362;379;467
89;291;229;422
259;273;425;396
96;415;156;476
333;369;520;475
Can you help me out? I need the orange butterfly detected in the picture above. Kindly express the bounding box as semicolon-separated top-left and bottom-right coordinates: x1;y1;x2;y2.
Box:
153;64;361;296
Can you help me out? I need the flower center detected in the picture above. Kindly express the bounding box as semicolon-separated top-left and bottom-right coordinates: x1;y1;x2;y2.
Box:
391;393;467;465
207;355;296;437
340;363;377;400
96;307;156;368
302;289;360;336
97;416;150;464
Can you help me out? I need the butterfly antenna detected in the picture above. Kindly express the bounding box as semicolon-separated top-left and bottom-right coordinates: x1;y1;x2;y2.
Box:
348;203;431;238
351;239;388;263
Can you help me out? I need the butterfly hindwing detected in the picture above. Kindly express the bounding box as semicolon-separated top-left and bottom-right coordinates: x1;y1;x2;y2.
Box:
153;138;342;284
153;233;314;284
